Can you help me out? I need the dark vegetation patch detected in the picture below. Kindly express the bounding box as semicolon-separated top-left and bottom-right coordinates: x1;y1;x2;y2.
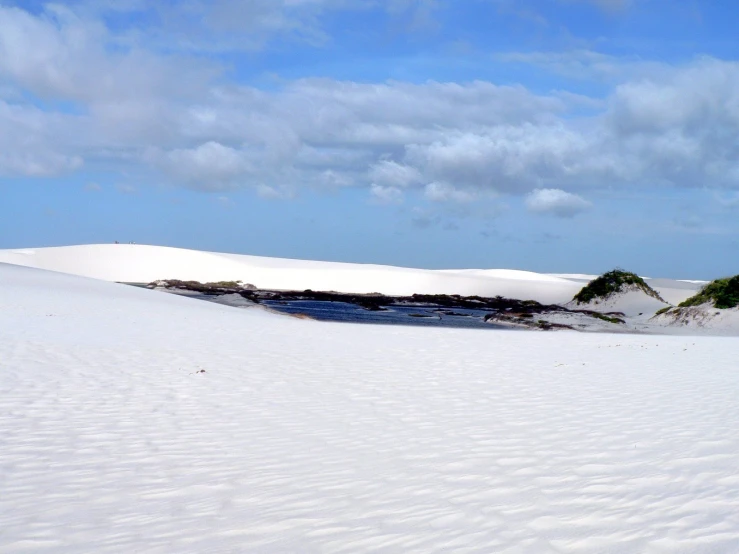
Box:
589;312;626;325
150;279;256;295
535;321;575;331
154;282;569;313
654;306;673;316
435;310;473;317
484;313;576;331
679;276;739;309
257;291;568;315
573;269;665;304
148;280;628;330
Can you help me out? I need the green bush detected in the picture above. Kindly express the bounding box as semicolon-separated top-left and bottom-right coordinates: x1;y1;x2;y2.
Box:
679;276;739;309
148;279;247;294
206;281;242;288
591;312;625;324
573;269;665;304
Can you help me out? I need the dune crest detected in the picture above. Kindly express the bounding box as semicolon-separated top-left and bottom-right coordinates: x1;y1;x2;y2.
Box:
0;244;583;304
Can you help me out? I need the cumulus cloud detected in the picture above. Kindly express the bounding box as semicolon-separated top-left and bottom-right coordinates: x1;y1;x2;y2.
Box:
0;5;215;103
424;182;477;203
0;100;83;176
0;145;82;177
525;188;592;217
156;78;567;193
368;160;423;188
153;142;251;190
256;184;296;200
3;3;739;208
370;184;404;205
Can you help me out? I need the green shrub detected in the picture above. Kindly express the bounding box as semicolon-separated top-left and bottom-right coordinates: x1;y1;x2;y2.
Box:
148;279;248;294
654;306;672;316
206;281;242;288
573;269;665;304
679;276;739;309
591;312;625;324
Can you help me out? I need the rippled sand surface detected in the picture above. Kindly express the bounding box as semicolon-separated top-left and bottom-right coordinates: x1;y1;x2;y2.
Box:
2;263;738;553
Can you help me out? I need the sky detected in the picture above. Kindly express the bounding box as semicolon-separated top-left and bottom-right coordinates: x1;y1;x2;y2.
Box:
1;0;739;278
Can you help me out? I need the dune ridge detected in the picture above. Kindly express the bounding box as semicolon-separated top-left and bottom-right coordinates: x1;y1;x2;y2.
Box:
0;244;583;304
0;244;700;307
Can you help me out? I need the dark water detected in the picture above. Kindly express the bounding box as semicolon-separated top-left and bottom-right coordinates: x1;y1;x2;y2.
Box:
262;300;511;330
134;285;514;331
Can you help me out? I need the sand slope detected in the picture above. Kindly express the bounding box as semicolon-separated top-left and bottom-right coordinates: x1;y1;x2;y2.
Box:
0;244;583;304
651;303;739;333
2;263;739;552
644;278;704;306
566;286;670;318
0;244;706;307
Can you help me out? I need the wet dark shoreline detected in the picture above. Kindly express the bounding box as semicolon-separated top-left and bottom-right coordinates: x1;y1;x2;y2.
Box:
128;280;624;331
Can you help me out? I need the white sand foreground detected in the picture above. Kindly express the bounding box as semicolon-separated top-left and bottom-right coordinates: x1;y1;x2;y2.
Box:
2;262;739;552
0;244;698;306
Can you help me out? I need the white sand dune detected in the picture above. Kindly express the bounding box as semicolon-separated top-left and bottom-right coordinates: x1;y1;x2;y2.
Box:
553;275;700;307
0;244;704;307
441;268;571;283
3;262;739;552
652;303;739;333
644;278;704;306
567;287;670;318
547;272;600;282
0;244;583;304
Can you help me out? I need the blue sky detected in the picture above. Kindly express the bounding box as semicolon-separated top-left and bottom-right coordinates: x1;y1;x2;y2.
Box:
2;0;739;278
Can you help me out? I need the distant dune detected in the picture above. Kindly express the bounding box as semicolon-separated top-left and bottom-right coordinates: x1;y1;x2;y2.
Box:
0;244;700;306
0;244;582;304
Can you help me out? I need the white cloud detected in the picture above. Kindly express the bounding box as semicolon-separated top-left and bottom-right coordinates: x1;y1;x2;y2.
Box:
256;184;296;200
0;100;83;176
410;207;441;228
370;184;404;205
153;142;251;190
0;147;82;177
404;124;606;193
216;195;235;208
525;188;592;217
424;182;477;203
0;5;215;104
3;3;739;209
368;160;423;188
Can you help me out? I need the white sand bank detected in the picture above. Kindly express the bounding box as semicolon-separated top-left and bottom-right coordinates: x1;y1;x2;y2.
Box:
2;263;739;552
0;244;583;304
0;244;704;308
